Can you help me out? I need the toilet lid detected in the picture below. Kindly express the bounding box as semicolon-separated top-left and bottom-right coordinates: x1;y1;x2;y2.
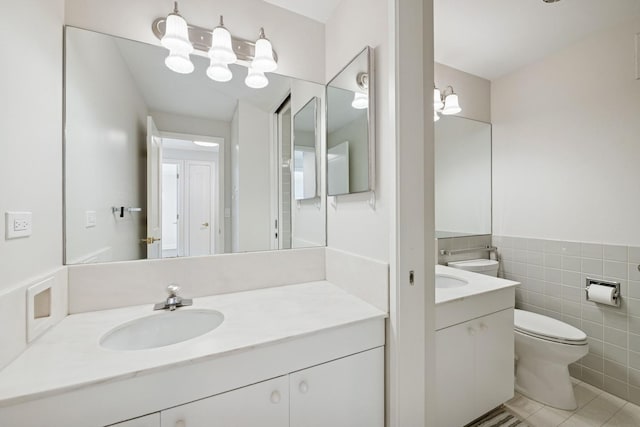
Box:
514;309;587;345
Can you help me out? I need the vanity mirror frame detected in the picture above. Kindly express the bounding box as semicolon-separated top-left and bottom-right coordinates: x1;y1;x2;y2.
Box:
293;96;320;201
62;25;328;265
326;46;376;196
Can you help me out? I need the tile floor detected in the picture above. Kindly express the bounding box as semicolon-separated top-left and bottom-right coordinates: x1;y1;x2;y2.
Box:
505;379;640;427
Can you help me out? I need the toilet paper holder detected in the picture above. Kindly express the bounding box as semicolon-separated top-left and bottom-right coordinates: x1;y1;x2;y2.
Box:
585;278;621;307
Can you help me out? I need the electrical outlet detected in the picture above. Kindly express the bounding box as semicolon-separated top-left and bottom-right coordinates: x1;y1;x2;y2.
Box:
5;211;32;239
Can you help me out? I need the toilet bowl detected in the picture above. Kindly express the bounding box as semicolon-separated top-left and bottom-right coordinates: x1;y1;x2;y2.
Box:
447;259;499;277
514;309;588;410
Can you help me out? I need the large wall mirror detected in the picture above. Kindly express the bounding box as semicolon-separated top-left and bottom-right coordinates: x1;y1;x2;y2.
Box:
435;116;491;238
326;47;375;196
64;27;326;264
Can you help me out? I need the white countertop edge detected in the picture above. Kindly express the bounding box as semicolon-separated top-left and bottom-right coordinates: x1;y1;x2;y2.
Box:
0;281;387;407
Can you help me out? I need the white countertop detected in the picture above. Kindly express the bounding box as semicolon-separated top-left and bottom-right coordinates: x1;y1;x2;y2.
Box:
435;265;519;305
0;281;386;407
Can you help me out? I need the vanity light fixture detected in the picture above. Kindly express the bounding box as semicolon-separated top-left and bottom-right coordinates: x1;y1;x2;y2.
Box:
433;85;462;120
160;2;194;74
153;6;279;88
351;72;369;110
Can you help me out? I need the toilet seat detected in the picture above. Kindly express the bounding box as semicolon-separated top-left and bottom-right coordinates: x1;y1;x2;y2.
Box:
515;309;587;346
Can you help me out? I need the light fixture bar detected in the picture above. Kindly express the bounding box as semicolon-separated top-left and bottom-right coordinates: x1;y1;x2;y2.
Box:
152;18;278;64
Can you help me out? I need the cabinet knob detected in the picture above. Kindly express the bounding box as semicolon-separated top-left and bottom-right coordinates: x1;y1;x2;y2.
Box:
270;390;281;404
467;327;476;336
299;381;309;394
175;420;186;427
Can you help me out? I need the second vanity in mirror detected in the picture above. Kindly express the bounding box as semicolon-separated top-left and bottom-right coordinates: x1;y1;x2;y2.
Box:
64;27;326;264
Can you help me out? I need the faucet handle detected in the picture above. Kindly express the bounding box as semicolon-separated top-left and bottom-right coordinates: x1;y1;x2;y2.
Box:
167;284;181;296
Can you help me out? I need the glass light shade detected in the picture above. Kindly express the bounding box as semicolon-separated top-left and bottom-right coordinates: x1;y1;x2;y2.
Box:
209;26;237;64
206;61;232;82
252;38;277;73
434;88;444;110
441;93;462;115
165;50;194;74
434;110;440;122
245;67;269;89
352;92;368;110
161;13;193;54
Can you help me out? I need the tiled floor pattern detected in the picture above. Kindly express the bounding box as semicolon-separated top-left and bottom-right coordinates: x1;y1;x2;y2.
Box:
506;379;640;426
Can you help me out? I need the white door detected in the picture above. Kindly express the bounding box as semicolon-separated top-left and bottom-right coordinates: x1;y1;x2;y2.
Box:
161;376;289;427
161;160;182;258
289;347;384;427
146;116;163;259
187;160;215;256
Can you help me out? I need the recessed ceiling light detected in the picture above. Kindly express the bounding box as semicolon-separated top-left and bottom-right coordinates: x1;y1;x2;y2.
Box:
193;140;219;147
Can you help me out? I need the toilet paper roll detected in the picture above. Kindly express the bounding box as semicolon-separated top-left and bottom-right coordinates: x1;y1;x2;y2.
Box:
587;284;617;306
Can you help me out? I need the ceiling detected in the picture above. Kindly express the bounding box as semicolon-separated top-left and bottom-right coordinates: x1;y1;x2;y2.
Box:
262;0;342;23
434;0;640;80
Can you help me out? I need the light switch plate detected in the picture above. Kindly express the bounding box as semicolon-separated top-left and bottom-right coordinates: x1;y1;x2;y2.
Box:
85;210;97;228
5;211;32;239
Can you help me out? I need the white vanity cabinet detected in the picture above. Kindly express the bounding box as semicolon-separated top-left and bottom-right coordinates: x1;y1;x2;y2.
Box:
435;308;514;427
161;376;289;427
290;347;384;427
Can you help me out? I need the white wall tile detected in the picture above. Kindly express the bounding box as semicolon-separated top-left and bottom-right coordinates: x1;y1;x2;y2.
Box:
604;245;628;262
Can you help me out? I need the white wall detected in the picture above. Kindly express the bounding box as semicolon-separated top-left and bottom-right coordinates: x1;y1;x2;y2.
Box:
0;0;64;283
435;62;491;123
65;28;148;263
325;0;392;263
231;101;272;252
64;0;325;84
492;16;640;245
0;0;65;368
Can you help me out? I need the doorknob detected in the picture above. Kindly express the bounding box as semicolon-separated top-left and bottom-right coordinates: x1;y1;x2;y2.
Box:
140;237;161;244
202;222;209;227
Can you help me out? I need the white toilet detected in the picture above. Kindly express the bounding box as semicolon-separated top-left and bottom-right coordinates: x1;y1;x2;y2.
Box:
514;309;588;410
447;259;499;276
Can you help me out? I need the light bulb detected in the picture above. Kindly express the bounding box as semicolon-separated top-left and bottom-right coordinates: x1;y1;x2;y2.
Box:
251;30;277;73
165;49;194;74
206;61;232;82
209;17;237;65
161;8;192;54
434;87;444;111
441;93;462;115
245;67;269;89
352;92;368;110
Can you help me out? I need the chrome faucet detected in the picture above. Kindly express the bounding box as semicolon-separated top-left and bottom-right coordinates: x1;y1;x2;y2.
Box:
154;284;193;311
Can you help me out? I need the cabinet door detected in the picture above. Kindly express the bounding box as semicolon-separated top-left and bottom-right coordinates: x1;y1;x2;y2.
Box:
435;320;477;427
108;413;160;427
474;308;514;415
290;347;384;427
161;376;288;427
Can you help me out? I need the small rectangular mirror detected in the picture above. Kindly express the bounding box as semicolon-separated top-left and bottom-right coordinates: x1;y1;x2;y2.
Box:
293;97;319;200
435;116;492;238
326;47;375;196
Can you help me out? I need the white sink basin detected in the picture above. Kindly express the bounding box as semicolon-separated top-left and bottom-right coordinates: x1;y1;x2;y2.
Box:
100;309;224;351
436;274;469;289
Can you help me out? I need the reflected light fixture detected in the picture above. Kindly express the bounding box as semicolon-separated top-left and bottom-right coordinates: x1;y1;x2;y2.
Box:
351;72;369;110
153;7;279;88
160;2;194;74
245;66;269;89
193;140;219;148
433;85;462;121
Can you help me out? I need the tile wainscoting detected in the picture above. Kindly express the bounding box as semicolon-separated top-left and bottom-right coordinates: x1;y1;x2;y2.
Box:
494;235;640;405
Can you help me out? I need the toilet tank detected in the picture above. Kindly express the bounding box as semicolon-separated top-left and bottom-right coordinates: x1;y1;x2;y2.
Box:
447;259;499;277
